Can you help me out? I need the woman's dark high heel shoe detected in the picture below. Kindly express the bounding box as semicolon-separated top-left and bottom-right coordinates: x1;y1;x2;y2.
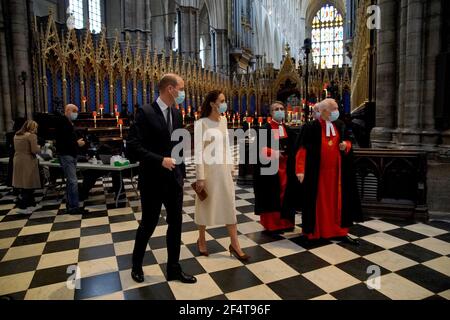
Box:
197;240;209;257
229;245;250;261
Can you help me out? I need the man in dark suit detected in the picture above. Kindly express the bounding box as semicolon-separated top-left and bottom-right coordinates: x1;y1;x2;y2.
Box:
127;74;196;284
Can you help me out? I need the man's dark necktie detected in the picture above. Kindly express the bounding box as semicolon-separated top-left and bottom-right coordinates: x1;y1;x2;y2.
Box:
166;107;173;134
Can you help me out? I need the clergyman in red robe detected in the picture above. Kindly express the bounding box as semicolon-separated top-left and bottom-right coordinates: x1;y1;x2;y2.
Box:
295;99;362;243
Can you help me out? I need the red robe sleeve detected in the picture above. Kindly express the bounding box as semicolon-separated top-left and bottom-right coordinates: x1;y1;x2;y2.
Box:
296;148;307;175
344;141;352;154
262;147;276;161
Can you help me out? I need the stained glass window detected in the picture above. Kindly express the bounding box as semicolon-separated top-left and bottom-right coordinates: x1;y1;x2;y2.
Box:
311;4;344;69
68;0;84;30
88;0;102;34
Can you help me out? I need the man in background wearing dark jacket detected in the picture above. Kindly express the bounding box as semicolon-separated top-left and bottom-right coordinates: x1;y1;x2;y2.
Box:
56;104;88;215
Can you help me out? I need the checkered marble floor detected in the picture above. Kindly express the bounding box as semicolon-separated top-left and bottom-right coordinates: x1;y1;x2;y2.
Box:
0;158;449;300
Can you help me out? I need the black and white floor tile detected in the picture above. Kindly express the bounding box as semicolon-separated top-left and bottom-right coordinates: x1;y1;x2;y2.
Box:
0;155;449;300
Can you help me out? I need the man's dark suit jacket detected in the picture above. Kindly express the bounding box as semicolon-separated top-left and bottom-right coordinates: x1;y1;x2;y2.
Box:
127;101;186;190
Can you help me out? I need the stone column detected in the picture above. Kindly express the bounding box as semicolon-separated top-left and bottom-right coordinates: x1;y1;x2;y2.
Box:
8;0;33;119
400;0;424;146
179;6;199;60
105;0;122;39
215;29;229;74
421;0;442;148
371;0;398;147
0;0;13;142
393;0;408;145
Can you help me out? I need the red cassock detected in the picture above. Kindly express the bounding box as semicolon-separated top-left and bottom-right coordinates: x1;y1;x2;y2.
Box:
296;119;352;240
260;120;295;232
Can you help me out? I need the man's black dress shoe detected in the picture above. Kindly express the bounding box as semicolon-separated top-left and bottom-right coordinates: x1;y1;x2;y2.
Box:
131;270;145;283
167;269;197;284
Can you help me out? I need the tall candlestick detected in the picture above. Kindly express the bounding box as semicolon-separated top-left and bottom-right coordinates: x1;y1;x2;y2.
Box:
118;119;124;138
93;111;97;128
82;97;87;112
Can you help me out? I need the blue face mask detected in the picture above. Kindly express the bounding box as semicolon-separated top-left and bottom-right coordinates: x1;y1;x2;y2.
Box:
174;90;186;105
70;113;78;121
329;110;340;122
273;110;285;122
314;111;321;120
218;103;228;114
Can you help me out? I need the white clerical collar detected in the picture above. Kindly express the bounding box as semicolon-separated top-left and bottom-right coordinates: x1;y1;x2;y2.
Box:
272;119;281;125
272;120;286;138
157;97;170;112
326;120;336;137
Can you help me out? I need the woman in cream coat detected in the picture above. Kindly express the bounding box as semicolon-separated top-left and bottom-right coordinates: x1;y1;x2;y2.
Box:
194;90;249;261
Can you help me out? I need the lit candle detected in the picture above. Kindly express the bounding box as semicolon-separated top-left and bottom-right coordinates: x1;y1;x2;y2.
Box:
232;116;235;127
246;117;253;128
99;104;104;118
93;111;97;128
182;110;186;125
267;117;272;124
258;117;263;127
82;97;87;112
114;104;118;115
115;112;120;126
118;119;124;138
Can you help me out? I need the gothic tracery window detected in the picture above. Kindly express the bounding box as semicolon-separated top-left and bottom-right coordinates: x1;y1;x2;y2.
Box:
68;0;103;33
311;4;344;69
199;38;205;69
69;0;84;29
88;0;102;33
173;21;179;52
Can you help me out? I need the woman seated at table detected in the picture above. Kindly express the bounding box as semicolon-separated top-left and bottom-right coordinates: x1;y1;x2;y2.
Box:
13;120;42;214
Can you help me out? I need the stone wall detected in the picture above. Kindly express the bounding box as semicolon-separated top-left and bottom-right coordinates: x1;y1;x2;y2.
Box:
371;0;450;216
0;0;34;145
372;0;448;152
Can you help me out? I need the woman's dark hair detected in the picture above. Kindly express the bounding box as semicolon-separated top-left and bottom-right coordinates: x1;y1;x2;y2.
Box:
200;90;223;119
